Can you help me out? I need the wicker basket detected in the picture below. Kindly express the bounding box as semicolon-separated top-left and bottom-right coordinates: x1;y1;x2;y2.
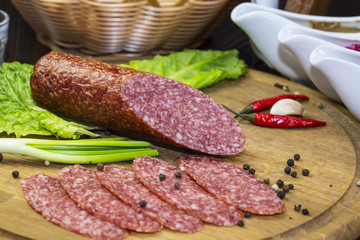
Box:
11;0;245;59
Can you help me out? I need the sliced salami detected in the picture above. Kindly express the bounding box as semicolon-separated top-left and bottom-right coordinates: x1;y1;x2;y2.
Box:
96;166;204;233
132;157;243;226
58;165;162;232
21;173;128;240
178;155;286;215
30;51;245;155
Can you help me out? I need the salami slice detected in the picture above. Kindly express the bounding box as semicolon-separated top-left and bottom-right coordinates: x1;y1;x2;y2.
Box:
132;157;243;226
97;166;204;233
58;165;162;232
21;173;128;240
30;51;245;155
178;155;286;215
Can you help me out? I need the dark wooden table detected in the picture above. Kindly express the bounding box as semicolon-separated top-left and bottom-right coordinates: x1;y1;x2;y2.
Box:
1;0;360;73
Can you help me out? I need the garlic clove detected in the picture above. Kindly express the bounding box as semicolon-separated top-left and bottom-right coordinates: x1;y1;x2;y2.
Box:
270;98;306;117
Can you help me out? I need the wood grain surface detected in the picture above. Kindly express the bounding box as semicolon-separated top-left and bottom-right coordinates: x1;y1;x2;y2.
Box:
0;69;359;240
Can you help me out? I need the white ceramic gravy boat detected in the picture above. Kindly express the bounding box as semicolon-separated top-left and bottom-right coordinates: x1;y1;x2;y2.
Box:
231;9;308;81
278;24;360;53
231;2;360;29
231;2;360;82
278;24;360;102
278;28;340;101
310;44;360;121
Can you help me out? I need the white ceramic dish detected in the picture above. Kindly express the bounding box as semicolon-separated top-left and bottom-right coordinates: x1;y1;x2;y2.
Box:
231;2;360;82
278;29;341;102
232;2;360;29
250;0;278;8
278;33;340;102
278;24;360;51
278;24;360;103
310;44;360;121
231;10;308;81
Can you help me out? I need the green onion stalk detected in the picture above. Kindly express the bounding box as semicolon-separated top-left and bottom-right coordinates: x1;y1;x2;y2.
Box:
0;137;159;164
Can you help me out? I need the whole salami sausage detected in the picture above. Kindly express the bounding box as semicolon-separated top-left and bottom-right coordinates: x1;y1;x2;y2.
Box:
96;166;204;233
21;173;128;240
178;155;286;215
132;156;243;226
58;165;162;232
30;51;245;155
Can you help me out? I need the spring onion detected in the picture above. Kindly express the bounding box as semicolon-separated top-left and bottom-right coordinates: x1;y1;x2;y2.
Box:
0;137;159;164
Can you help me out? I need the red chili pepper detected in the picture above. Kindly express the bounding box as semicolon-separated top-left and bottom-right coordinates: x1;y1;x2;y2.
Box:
240;94;310;114
240;113;326;128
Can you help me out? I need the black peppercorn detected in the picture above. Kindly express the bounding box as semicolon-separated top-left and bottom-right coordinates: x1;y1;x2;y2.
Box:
139;200;147;208
174;172;182;178
302;169;310;176
96;163;104;171
244;212;251;218
294;204;301;211
294;154;300;161
276;179;284;188
263;178;270;185
274;83;284;89
174;182;181;189
287;159;295;167
288;184;294;190
237;220;244;227
243;164;250;171
284;167;291;174
12;170;19;178
277;191;286;199
249;169;255;175
104;129;112;136
283;185;290;193
159;173;166;181
302;208;309;215
291;171;297;178
0;153;3;162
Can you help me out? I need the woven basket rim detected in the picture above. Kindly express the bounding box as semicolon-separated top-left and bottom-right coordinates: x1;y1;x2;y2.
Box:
12;0;244;58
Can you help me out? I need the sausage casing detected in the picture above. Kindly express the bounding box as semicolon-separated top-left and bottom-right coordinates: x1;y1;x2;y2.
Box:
30;51;245;155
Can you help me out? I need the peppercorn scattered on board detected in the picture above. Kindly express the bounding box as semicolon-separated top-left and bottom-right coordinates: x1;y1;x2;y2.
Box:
0;69;359;240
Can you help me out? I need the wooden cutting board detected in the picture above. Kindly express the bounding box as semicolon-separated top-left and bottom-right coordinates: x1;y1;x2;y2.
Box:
0;69;360;240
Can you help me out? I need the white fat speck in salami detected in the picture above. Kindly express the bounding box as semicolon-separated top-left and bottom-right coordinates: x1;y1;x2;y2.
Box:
96;166;204;233
58;165;162;232
132;157;243;226
178;155;286;215
21;173;128;240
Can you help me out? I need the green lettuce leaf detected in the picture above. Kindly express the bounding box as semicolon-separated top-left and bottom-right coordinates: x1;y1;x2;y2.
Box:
121;49;247;89
0;62;98;139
